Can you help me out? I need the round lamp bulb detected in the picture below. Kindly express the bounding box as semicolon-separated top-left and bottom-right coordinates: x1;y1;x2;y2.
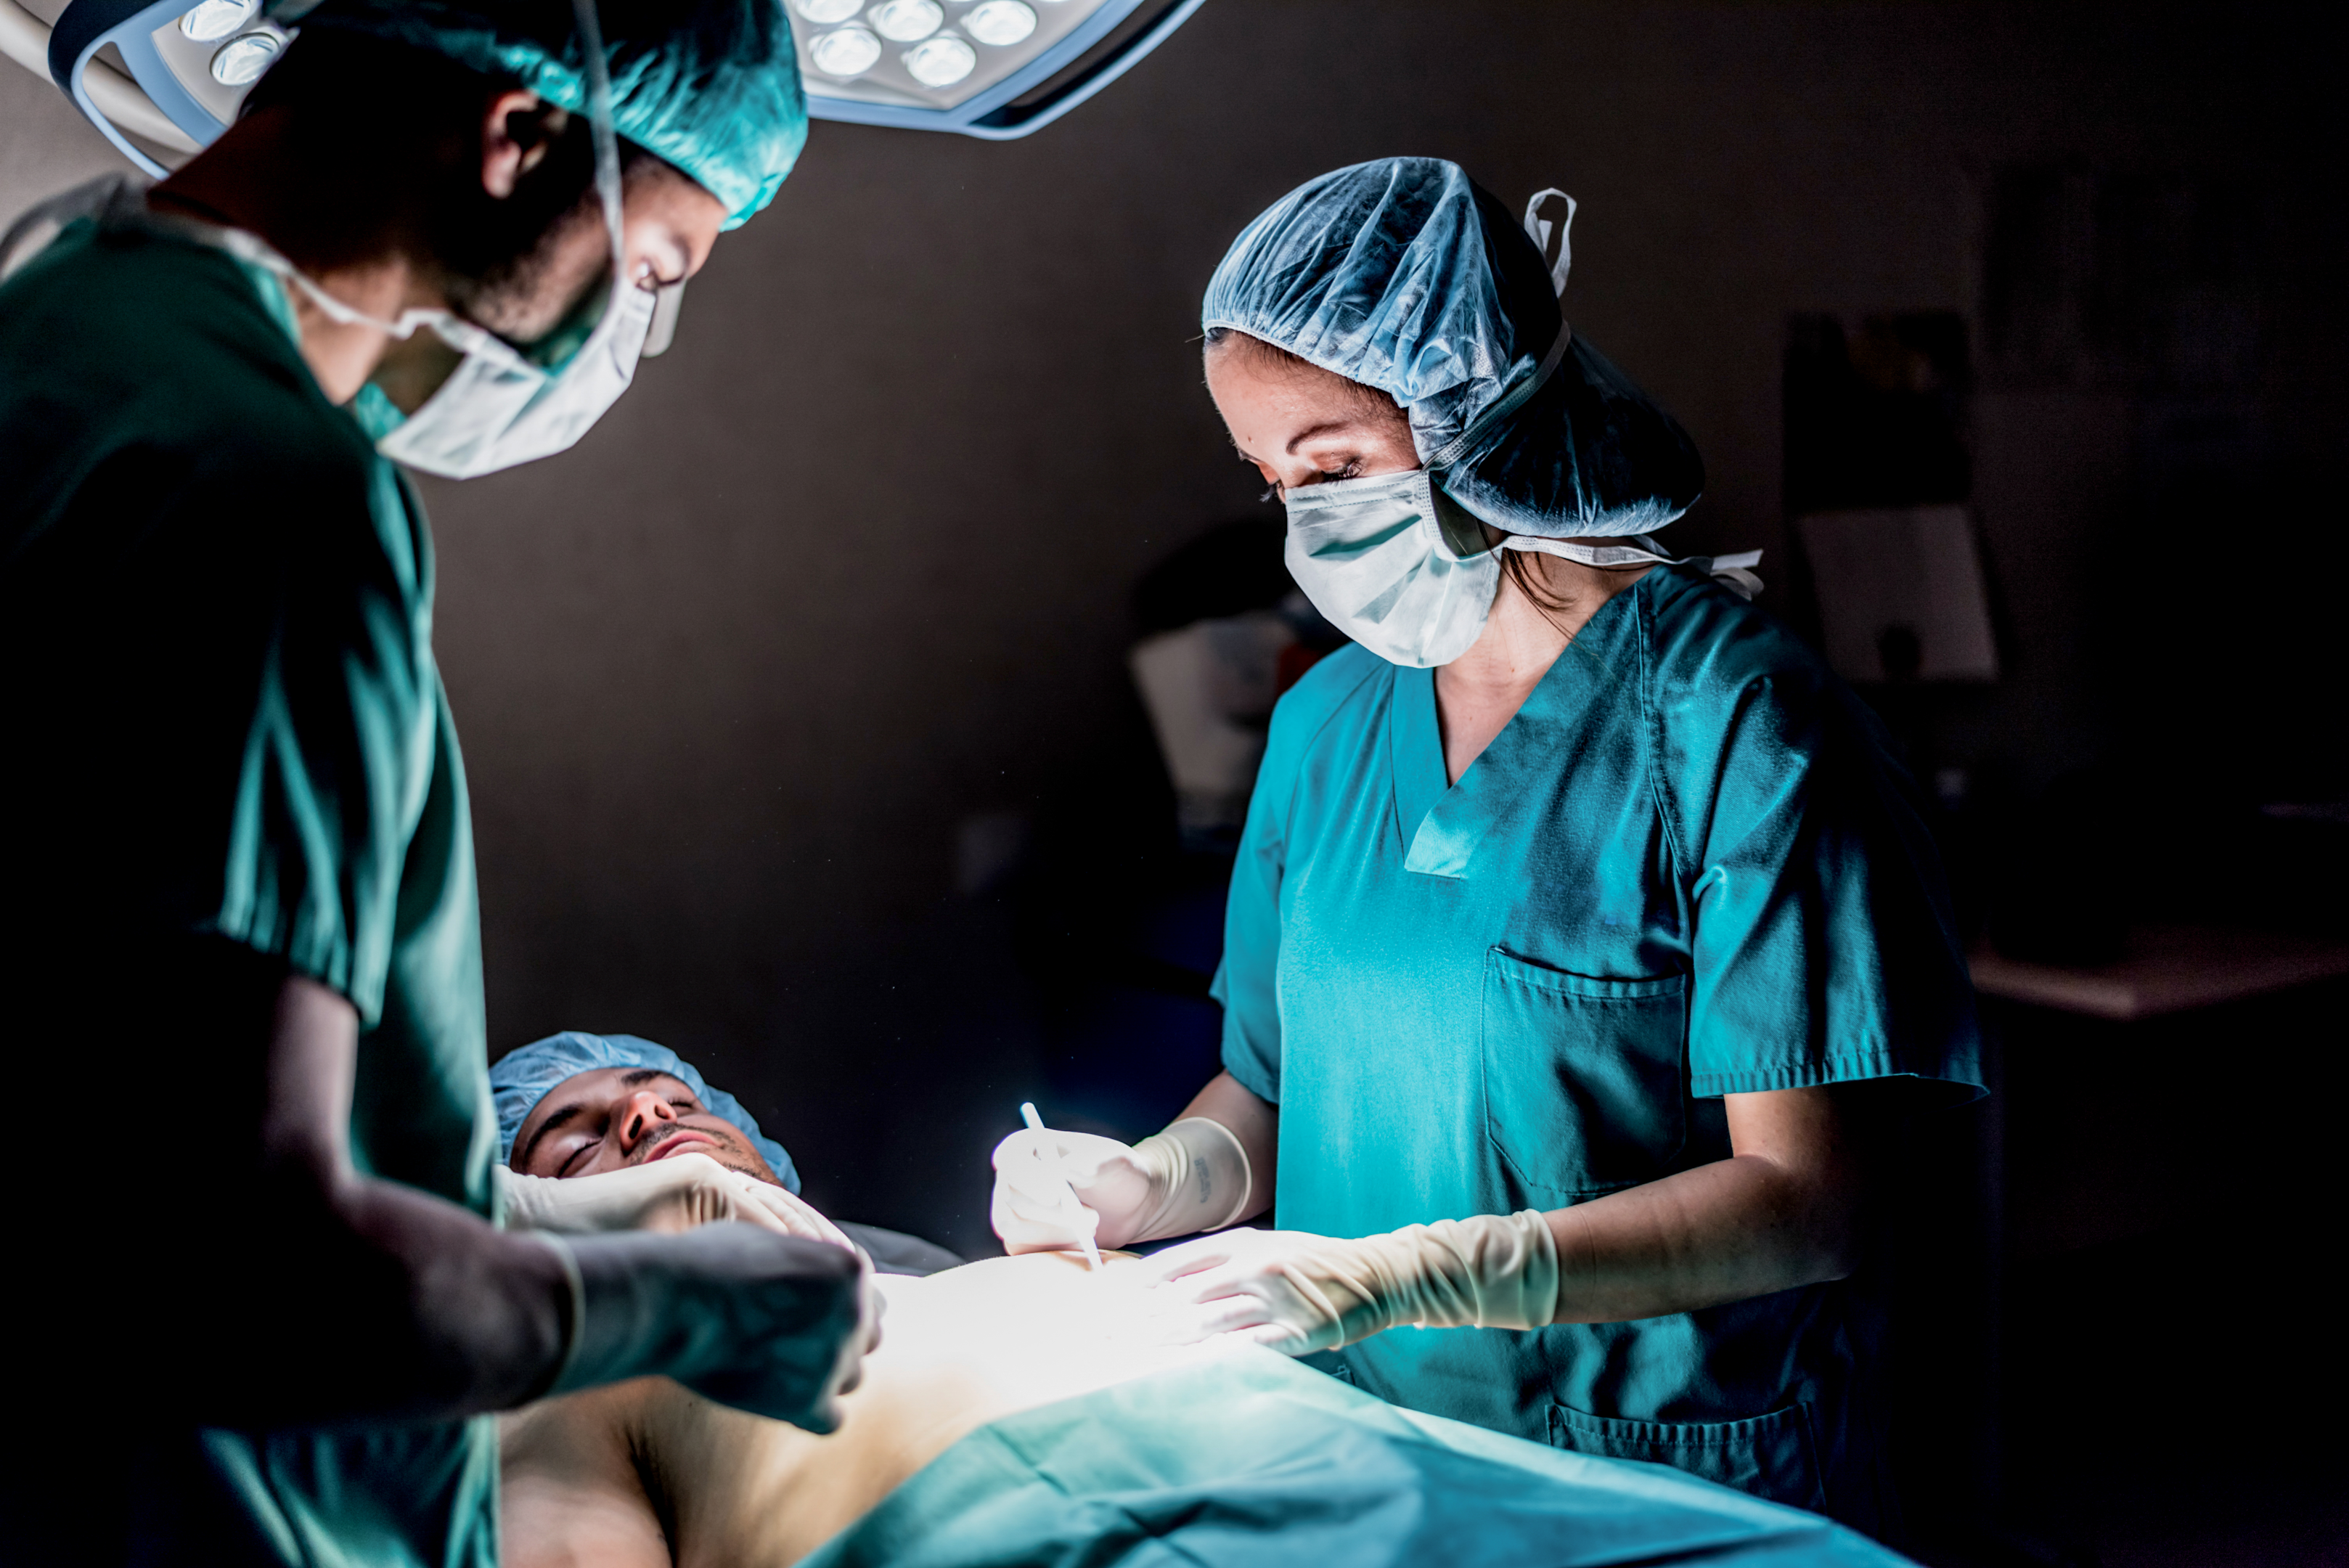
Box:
961;0;1034;45
869;0;942;40
807;24;882;75
178;0;256;43
902;33;974;86
208;30;279;85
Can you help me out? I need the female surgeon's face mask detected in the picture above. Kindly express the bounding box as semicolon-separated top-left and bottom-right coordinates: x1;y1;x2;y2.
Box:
1278;326;1760;668
1281;470;1500;669
1282;460;1763;668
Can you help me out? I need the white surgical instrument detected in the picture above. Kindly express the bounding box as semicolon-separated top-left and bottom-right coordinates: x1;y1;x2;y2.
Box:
1019;1102;1101;1271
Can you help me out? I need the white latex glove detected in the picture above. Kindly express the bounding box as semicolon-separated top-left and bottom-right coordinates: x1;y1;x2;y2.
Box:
496;1155;857;1250
1141;1212;1559;1356
989;1117;1251;1254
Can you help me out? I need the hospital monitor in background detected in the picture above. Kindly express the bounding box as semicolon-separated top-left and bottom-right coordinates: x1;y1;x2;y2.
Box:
1797;505;2000;686
0;0;1206;176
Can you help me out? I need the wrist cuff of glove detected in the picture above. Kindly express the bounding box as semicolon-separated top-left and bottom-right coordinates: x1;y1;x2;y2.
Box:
1129;1117;1253;1244
1366;1209;1560;1333
526;1233;589;1400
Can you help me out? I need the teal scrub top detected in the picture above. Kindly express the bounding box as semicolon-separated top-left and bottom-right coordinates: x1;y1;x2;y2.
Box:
0;204;498;1567
1213;565;1982;1522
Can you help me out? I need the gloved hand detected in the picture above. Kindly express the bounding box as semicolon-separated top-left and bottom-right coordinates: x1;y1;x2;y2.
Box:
544;1222;881;1432
1141;1210;1559;1356
496;1156;855;1249
990;1116;1251;1252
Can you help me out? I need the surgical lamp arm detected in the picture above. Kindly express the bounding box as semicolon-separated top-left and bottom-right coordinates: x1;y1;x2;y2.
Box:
0;0;198;154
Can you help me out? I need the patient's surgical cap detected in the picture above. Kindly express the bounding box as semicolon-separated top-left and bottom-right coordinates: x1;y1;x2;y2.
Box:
489;1030;802;1191
272;0;806;229
1201;158;1705;539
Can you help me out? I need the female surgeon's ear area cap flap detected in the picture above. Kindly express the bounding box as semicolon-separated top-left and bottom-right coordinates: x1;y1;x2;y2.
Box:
270;0;806;229
489;1029;804;1192
1201;157;1704;540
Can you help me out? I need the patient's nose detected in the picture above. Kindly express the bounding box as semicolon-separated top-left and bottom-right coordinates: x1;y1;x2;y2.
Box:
616;1089;680;1153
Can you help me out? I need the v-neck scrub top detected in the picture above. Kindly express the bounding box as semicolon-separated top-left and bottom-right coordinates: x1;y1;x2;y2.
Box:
1212;563;1982;1522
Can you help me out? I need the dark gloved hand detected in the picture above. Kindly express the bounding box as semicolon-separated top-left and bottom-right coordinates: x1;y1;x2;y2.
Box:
550;1222;880;1431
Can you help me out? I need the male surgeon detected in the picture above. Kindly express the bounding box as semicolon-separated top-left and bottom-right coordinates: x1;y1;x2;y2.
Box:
0;1;875;1564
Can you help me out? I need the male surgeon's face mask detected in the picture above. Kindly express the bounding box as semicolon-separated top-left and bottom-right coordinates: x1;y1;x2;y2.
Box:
269;0;647;479
366;268;655;479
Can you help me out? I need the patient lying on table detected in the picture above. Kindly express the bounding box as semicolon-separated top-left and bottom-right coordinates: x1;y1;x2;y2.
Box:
501;1249;1204;1566
489;1034;1913;1568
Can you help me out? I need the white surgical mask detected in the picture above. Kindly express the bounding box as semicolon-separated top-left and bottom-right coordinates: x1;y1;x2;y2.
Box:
335;0;645;478
187;0;645;480
1282;467;1766;669
1282;469;1502;668
368;277;655;479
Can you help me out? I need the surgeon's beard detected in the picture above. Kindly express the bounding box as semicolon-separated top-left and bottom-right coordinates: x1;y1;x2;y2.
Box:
424;128;612;346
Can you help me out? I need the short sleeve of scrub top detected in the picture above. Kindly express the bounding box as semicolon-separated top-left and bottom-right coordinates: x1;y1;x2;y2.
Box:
0;215;497;1568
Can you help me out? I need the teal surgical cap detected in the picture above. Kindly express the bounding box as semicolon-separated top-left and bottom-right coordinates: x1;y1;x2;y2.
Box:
489;1030;802;1191
275;0;806;229
1202;157;1704;539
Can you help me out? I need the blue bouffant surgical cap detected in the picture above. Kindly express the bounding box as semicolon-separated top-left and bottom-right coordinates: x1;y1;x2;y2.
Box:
274;0;806;229
489;1031;801;1191
1201;158;1704;539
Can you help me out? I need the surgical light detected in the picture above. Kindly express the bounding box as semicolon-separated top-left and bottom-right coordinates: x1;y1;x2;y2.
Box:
4;0;1205;166
791;0;1206;138
867;0;941;42
962;1;1035;47
207;28;274;83
175;0;253;42
901;31;971;86
807;23;881;77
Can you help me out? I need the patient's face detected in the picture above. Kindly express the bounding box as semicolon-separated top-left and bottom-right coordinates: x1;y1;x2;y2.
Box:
511;1067;781;1183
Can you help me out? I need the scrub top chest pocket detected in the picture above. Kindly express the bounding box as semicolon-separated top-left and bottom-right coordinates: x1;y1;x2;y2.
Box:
1479;949;1691;1204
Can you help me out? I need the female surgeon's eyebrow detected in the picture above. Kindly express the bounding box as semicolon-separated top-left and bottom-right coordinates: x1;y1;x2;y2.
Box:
1283;418;1377;453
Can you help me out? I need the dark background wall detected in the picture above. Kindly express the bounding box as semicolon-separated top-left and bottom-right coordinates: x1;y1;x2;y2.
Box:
4;3;2339;1260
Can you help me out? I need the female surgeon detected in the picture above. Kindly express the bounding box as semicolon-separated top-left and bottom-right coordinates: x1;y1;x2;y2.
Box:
991;158;1982;1528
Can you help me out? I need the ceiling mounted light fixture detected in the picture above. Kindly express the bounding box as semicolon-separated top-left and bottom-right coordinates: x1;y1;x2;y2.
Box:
0;0;1206;186
795;0;1204;139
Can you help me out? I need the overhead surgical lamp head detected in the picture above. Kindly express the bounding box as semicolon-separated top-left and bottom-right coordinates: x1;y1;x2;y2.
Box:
0;0;1203;179
785;0;1204;139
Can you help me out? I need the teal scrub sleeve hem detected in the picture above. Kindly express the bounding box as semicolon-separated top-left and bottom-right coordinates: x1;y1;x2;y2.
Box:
192;470;433;1029
1646;584;1982;1111
1216;1014;1283;1107
1690;1054;1985;1104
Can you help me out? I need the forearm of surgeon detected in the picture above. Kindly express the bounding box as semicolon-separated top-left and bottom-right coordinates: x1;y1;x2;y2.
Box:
236;974;573;1426
1171;1071;1280;1225
1543;1085;1866;1323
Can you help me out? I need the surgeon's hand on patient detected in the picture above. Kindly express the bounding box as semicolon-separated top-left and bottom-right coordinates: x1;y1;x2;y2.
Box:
1141;1214;1561;1355
991;1116;1254;1253
555;1223;883;1432
497;1155;854;1246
